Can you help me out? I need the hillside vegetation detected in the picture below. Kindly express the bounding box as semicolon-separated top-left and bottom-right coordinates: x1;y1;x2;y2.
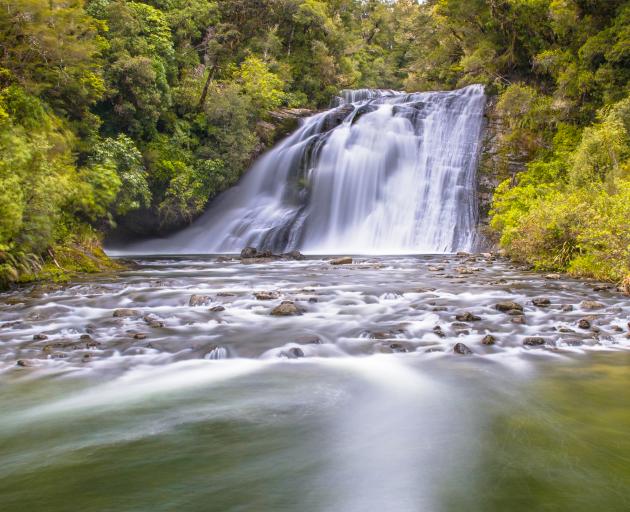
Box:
0;0;628;287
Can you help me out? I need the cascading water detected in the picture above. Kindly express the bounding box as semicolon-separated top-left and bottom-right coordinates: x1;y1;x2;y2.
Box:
121;84;486;255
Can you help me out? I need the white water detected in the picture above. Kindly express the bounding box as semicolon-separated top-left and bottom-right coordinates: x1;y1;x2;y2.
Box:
116;85;486;255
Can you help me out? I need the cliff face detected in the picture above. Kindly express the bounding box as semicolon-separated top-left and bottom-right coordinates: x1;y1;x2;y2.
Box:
476;96;528;239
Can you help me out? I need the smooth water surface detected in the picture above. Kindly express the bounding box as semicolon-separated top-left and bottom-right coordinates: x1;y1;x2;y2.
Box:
0;255;628;511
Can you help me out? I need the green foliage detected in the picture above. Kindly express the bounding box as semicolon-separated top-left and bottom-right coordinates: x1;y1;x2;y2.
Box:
1;0;628;287
491;97;630;282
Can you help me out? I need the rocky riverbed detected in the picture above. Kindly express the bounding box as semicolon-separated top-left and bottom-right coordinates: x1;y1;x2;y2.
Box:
0;253;628;369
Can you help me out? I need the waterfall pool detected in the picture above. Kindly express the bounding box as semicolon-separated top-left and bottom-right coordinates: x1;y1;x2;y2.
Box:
0;254;628;511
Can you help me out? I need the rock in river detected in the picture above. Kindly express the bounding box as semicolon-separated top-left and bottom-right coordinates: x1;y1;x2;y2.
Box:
330;257;353;265
532;297;551;307
578;318;591;329
580;300;605;310
495;301;524;312
455;312;481;322
481;334;496;345
189;295;211;307
523;336;546;346
271;301;302;316
254;291;279;301
113;308;140;318
453;342;473;355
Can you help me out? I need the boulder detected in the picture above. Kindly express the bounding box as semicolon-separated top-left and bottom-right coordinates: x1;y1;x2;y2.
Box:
189;295;211;307
283;250;305;260
113;308;140;318
254;291;279;301
33;334;48;341
578;318;591;329
284;347;305;358
433;325;446;338
511;315;526;324
495;301;523;312
210;306;225;312
455;312;481;322
271;301;302;316
532;297;551;307
580;300;605;310
453;342;473;355
330;257;353;265
481;334;496;345
523;336;545;346
240;247;258;259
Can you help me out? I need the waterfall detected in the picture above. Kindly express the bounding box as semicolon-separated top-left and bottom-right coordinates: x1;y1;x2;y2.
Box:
120;84;486;255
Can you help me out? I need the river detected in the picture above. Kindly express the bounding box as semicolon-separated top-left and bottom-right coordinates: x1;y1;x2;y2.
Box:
0;254;628;511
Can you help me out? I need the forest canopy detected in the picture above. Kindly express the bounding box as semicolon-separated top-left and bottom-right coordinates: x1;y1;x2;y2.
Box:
0;0;628;286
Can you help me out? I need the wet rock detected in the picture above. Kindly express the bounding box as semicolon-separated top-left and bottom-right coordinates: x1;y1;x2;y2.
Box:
578;318;591;329
523;336;545;346
16;359;32;367
611;325;623;333
216;256;233;263
558;327;575;333
532;297;551;307
507;309;524;316
432;306;448;312
455;329;470;336
113;308;140;318
495;301;524;312
240;247;258;259
453;342;473;355
33;334;48;341
282;347;304;359
85;339;101;349
42;340;80;353
428;266;444;271
389;342;410;353
561;304;574;312
271;301;302;316
456;267;480;274
79;334;92;341
369;328;406;340
592;284;613;291
545;273;561;280
217;292;237;297
580;300;605;310
143;314;164;328
209;306;225;312
133;333;147;340
283;250;305;260
455;312;481;322
433;325;446;338
511;315;526;324
456;251;470;257
481;334;496;345
330;257;353;265
189;295;211;307
254;291;279;301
